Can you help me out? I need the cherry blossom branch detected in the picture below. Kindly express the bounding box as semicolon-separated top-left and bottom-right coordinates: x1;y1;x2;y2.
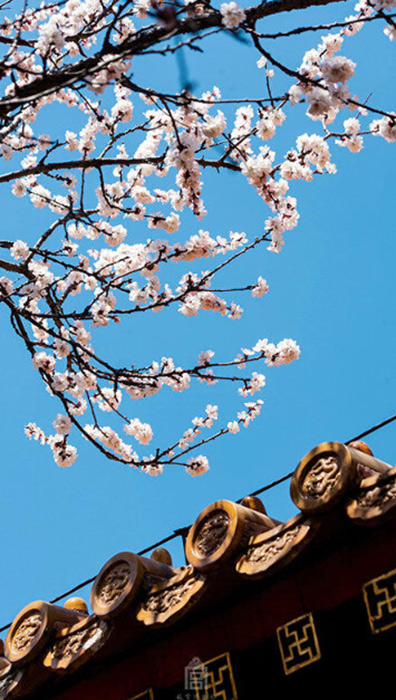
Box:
0;0;393;475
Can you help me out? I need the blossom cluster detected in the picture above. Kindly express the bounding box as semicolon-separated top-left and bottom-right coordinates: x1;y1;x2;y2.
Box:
0;0;393;476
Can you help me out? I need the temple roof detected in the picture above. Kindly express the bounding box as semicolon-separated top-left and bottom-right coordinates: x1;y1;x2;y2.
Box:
2;439;396;698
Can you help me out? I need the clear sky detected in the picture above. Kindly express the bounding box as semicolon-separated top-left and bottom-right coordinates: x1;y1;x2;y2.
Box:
0;0;395;628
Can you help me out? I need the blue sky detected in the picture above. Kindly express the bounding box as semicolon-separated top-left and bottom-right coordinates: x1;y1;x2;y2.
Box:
0;0;395;627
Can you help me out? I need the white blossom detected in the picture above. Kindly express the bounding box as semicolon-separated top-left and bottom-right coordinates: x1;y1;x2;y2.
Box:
53;414;72;435
185;455;210;476
11;240;29;261
220;2;246;28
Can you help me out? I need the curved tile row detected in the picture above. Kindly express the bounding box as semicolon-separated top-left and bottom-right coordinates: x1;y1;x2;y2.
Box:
0;440;395;698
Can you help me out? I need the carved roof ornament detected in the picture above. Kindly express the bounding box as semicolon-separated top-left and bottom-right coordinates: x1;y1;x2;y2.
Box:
4;602;86;666
290;442;392;514
43;618;109;672
0;641;22;700
137;567;206;627
185;499;278;571
236;514;320;578
90;551;175;618
347;465;396;525
0;667;23;700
